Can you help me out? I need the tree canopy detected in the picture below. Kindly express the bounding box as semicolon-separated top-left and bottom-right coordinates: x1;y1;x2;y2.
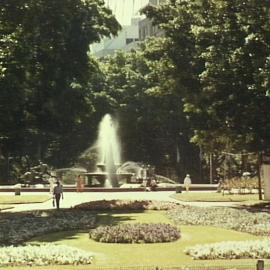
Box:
143;0;270;154
0;0;120;181
1;0;270;183
99;39;201;180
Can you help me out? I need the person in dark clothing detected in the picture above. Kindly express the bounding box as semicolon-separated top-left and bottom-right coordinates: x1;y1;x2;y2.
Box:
53;181;63;209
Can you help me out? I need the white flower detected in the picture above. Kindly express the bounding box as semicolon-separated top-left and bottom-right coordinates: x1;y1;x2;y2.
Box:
185;239;270;260
0;243;94;267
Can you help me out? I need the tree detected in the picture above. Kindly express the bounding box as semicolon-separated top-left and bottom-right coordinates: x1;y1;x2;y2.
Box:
143;0;270;154
100;39;201;180
0;0;120;181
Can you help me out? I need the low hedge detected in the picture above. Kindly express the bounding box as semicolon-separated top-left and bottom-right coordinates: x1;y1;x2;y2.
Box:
90;223;180;243
74;200;177;211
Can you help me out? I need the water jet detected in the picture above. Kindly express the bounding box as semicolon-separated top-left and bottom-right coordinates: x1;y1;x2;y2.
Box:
84;114;132;187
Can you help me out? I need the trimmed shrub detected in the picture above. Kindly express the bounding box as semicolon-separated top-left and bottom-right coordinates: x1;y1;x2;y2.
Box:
90;223;180;243
74;200;177;211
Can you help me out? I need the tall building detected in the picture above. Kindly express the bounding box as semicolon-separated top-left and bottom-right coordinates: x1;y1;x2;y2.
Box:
91;0;166;57
139;0;166;41
104;0;149;25
91;17;140;58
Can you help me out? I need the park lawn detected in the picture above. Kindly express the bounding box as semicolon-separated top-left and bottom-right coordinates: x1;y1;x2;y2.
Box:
0;194;51;204
171;192;261;202
3;210;265;270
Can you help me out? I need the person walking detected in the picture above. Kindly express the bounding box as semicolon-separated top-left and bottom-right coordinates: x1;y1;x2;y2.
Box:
183;174;192;192
53;181;63;209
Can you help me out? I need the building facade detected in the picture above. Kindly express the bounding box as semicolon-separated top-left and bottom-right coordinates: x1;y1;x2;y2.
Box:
139;0;166;41
91;0;166;57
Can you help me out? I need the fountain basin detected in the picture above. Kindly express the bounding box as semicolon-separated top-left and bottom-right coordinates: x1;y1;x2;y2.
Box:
84;172;133;187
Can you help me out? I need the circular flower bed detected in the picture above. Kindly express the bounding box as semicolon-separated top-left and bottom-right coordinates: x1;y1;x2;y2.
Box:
74;200;177;211
90;223;180;243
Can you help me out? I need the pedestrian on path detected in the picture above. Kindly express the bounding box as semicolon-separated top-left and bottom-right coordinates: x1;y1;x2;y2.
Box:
53;181;63;209
183;174;192;192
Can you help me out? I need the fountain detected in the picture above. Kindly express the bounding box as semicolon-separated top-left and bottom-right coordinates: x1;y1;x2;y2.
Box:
84;114;132;187
97;114;121;187
15;116;179;191
83;113;179;190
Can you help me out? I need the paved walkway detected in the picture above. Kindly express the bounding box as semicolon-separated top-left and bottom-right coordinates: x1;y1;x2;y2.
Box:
0;191;238;212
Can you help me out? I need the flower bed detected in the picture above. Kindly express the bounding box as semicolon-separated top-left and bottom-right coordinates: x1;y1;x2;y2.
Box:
0;243;93;267
167;205;270;236
74;200;177;211
185;239;270;260
90;223;180;243
0;209;96;245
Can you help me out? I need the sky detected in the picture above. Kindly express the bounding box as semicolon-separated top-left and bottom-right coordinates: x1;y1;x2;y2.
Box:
104;0;149;25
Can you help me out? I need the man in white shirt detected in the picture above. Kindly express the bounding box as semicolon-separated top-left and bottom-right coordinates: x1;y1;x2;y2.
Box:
183;174;192;192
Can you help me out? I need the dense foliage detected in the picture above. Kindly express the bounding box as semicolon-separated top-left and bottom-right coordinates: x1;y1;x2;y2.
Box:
1;0;270;183
90;223;180;243
97;0;270;181
99;45;201;180
143;0;270;153
0;0;120;182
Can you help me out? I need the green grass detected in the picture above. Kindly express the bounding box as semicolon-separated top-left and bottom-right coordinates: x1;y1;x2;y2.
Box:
4;210;266;270
0;194;50;204
171;192;261;202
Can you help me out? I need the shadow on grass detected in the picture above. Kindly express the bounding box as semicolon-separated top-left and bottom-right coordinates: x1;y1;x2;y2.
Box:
29;229;89;243
0;195;51;205
29;210;144;243
95;210;143;227
0;205;14;211
233;201;270;213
